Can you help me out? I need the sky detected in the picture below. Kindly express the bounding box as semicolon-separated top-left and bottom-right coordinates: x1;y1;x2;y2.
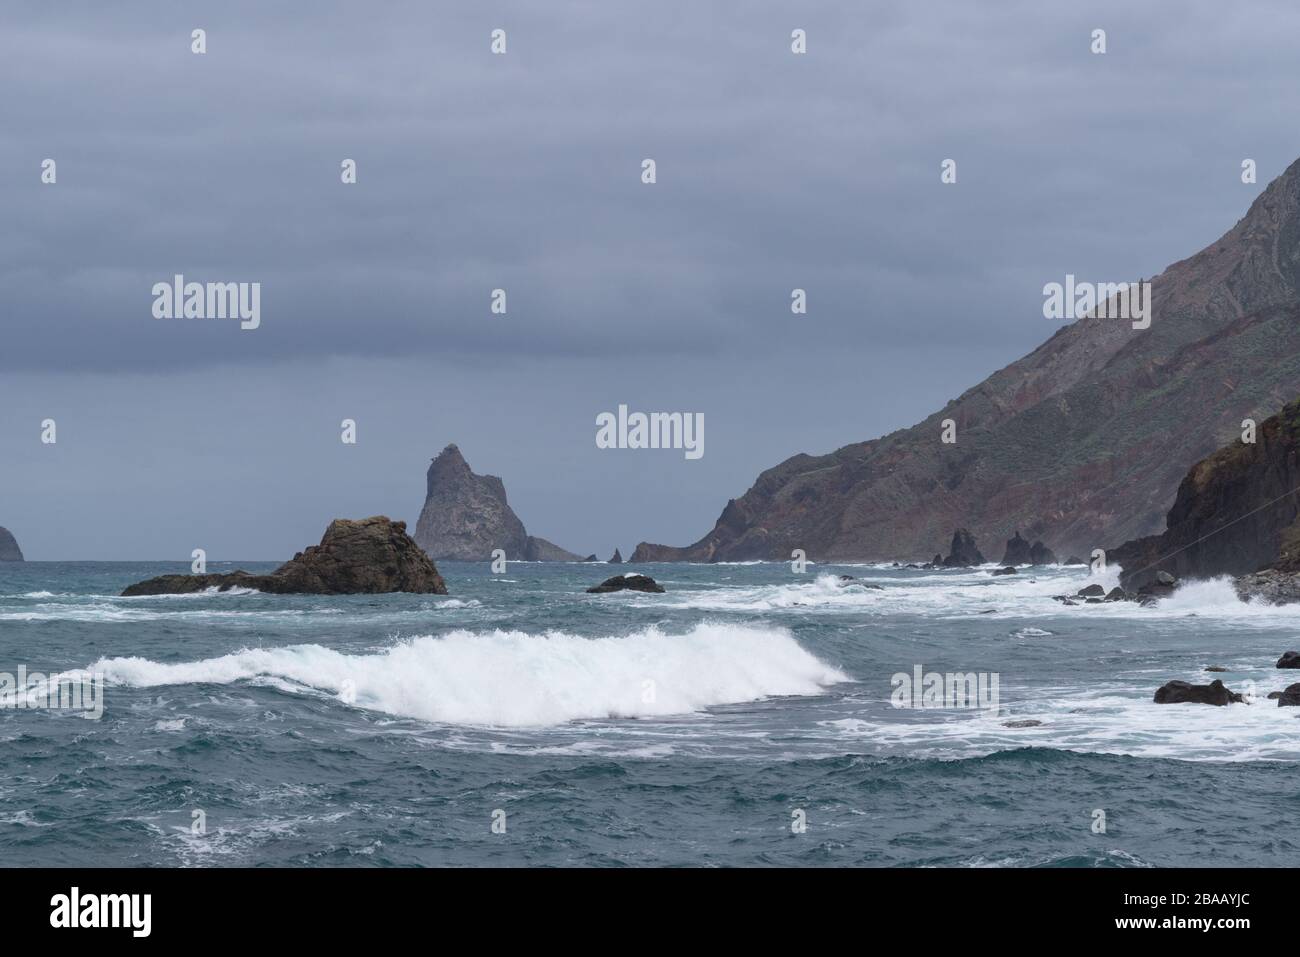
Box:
4;0;1300;560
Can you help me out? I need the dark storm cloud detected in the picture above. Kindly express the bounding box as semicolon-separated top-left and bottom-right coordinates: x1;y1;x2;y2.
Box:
8;0;1300;374
7;1;1300;559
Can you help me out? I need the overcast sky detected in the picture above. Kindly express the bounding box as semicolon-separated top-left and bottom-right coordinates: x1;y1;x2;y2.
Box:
4;0;1300;560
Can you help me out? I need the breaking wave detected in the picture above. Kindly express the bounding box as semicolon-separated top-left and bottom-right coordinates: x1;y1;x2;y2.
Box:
90;622;848;727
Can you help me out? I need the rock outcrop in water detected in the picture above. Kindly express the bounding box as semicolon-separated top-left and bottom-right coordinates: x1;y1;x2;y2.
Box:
632;159;1300;563
1109;396;1300;595
941;529;984;567
0;527;22;562
413;444;585;562
121;517;447;596
1000;532;1057;566
586;573;665;594
609;548;623;564
1154;679;1243;706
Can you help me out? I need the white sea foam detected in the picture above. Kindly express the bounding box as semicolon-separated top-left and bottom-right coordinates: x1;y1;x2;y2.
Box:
90;623;848;728
657;569;1300;625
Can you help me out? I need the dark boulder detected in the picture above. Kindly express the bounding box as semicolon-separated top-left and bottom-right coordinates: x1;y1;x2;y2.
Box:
1002;719;1043;728
122;517;447;596
1077;584;1106;598
992;566;1017;576
1063;556;1087;566
1104;587;1130;602
1136;572;1178;602
1153;679;1243;706
1204;666;1228;673
941;529;985;567
586;573;664;594
1277;651;1300;669
1277;683;1300;707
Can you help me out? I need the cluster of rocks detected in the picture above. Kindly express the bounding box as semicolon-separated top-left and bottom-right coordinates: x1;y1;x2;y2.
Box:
1153;650;1300;707
1051;571;1178;606
121;517;447;596
1000;531;1056;566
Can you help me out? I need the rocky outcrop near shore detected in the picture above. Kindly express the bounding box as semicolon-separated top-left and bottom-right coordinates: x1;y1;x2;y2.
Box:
1000;532;1057;566
122;517;447;596
1110;396;1300;594
586;573;665;594
414;445;585;562
0;527;22;562
632;159;1300;563
941;529;985;567
1154;679;1243;706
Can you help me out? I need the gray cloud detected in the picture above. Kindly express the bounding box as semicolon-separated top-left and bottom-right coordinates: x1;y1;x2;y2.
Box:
5;1;1300;556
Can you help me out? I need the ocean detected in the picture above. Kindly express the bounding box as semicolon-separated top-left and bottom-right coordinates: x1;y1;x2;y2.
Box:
1;559;1297;867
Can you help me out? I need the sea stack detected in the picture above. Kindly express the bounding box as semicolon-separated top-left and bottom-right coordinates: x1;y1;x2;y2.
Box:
941;529;985;567
0;527;22;562
413;444;585;561
121;517;447;596
609;548;623;564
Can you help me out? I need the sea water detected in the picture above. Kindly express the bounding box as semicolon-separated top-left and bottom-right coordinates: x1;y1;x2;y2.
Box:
0;560;1296;867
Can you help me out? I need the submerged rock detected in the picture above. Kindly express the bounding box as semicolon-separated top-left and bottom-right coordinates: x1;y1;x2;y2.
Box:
992;566;1017;576
1153;679;1243;706
586;573;665;594
837;575;882;589
122;517;447;596
1204;665;1228;673
1002;719;1043;728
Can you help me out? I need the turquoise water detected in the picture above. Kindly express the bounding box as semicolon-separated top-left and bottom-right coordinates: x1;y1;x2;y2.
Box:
0;560;1297;866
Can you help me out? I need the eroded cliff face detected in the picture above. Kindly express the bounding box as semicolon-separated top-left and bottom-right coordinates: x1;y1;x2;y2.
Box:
414;445;584;561
633;159;1300;563
1110;399;1300;587
0;527;22;562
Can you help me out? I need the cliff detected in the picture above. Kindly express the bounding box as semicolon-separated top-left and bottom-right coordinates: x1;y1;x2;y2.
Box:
1110;398;1300;587
633;159;1300;562
413;444;585;561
